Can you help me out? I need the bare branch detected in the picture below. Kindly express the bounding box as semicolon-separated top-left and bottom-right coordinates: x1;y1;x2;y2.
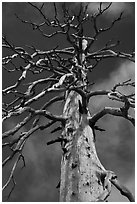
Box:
111;177;135;202
3;97;66;139
51;126;62;133
89;107;135;126
3;64;31;95
33;109;66;122
24;86;66;107
3;119;56;169
28;3;50;25
25;77;58;96
3;113;33;138
111;79;135;91
2;107;32;122
2;53;18;65
2;151;17;167
32;95;64;127
47;137;63;145
87;80;135;108
97;2;112;15
87;50;135;62
40;29;67;39
53;2;59;24
3;154;22;194
108;91;135;108
98;11;124;33
94;125;106;132
87;39;120;59
15;13;47;30
3;106;66;139
2;2;135;201
87;90;109;100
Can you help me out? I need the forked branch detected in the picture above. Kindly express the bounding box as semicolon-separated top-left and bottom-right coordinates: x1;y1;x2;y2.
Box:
89;107;135;127
2;2;135;201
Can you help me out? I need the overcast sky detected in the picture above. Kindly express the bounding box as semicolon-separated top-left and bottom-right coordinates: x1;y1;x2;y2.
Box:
2;2;135;202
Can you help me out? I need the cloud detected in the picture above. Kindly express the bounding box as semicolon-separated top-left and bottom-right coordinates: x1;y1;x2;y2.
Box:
90;60;135;112
3;117;62;201
88;61;135;202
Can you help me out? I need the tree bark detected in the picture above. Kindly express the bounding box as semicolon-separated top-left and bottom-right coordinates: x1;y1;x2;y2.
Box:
60;91;109;202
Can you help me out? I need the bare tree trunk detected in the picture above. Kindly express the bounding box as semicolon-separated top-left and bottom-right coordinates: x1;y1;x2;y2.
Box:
2;3;135;202
60;91;109;201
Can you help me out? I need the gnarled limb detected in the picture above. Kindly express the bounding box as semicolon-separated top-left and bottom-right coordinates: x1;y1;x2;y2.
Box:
87;79;135;109
89;107;135;127
111;177;135;202
2;2;135;202
3;153;25;200
87;51;135;62
3;107;66;139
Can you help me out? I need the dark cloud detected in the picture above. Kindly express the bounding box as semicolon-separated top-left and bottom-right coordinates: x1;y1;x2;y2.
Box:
2;2;134;202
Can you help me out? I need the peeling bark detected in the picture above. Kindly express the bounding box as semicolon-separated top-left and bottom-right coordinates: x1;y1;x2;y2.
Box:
60;91;109;202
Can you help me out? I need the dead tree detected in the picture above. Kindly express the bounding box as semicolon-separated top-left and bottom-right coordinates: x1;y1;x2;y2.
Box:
2;2;135;202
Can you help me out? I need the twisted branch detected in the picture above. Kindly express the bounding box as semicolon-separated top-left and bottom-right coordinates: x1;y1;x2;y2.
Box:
89;106;135;126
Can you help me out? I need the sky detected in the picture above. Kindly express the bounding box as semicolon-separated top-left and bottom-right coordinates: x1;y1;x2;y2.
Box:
2;2;135;202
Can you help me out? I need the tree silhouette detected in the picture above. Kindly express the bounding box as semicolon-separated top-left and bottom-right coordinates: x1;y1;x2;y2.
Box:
2;2;135;202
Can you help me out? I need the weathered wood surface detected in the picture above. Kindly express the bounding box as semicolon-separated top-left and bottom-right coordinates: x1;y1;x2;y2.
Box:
60;91;109;202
